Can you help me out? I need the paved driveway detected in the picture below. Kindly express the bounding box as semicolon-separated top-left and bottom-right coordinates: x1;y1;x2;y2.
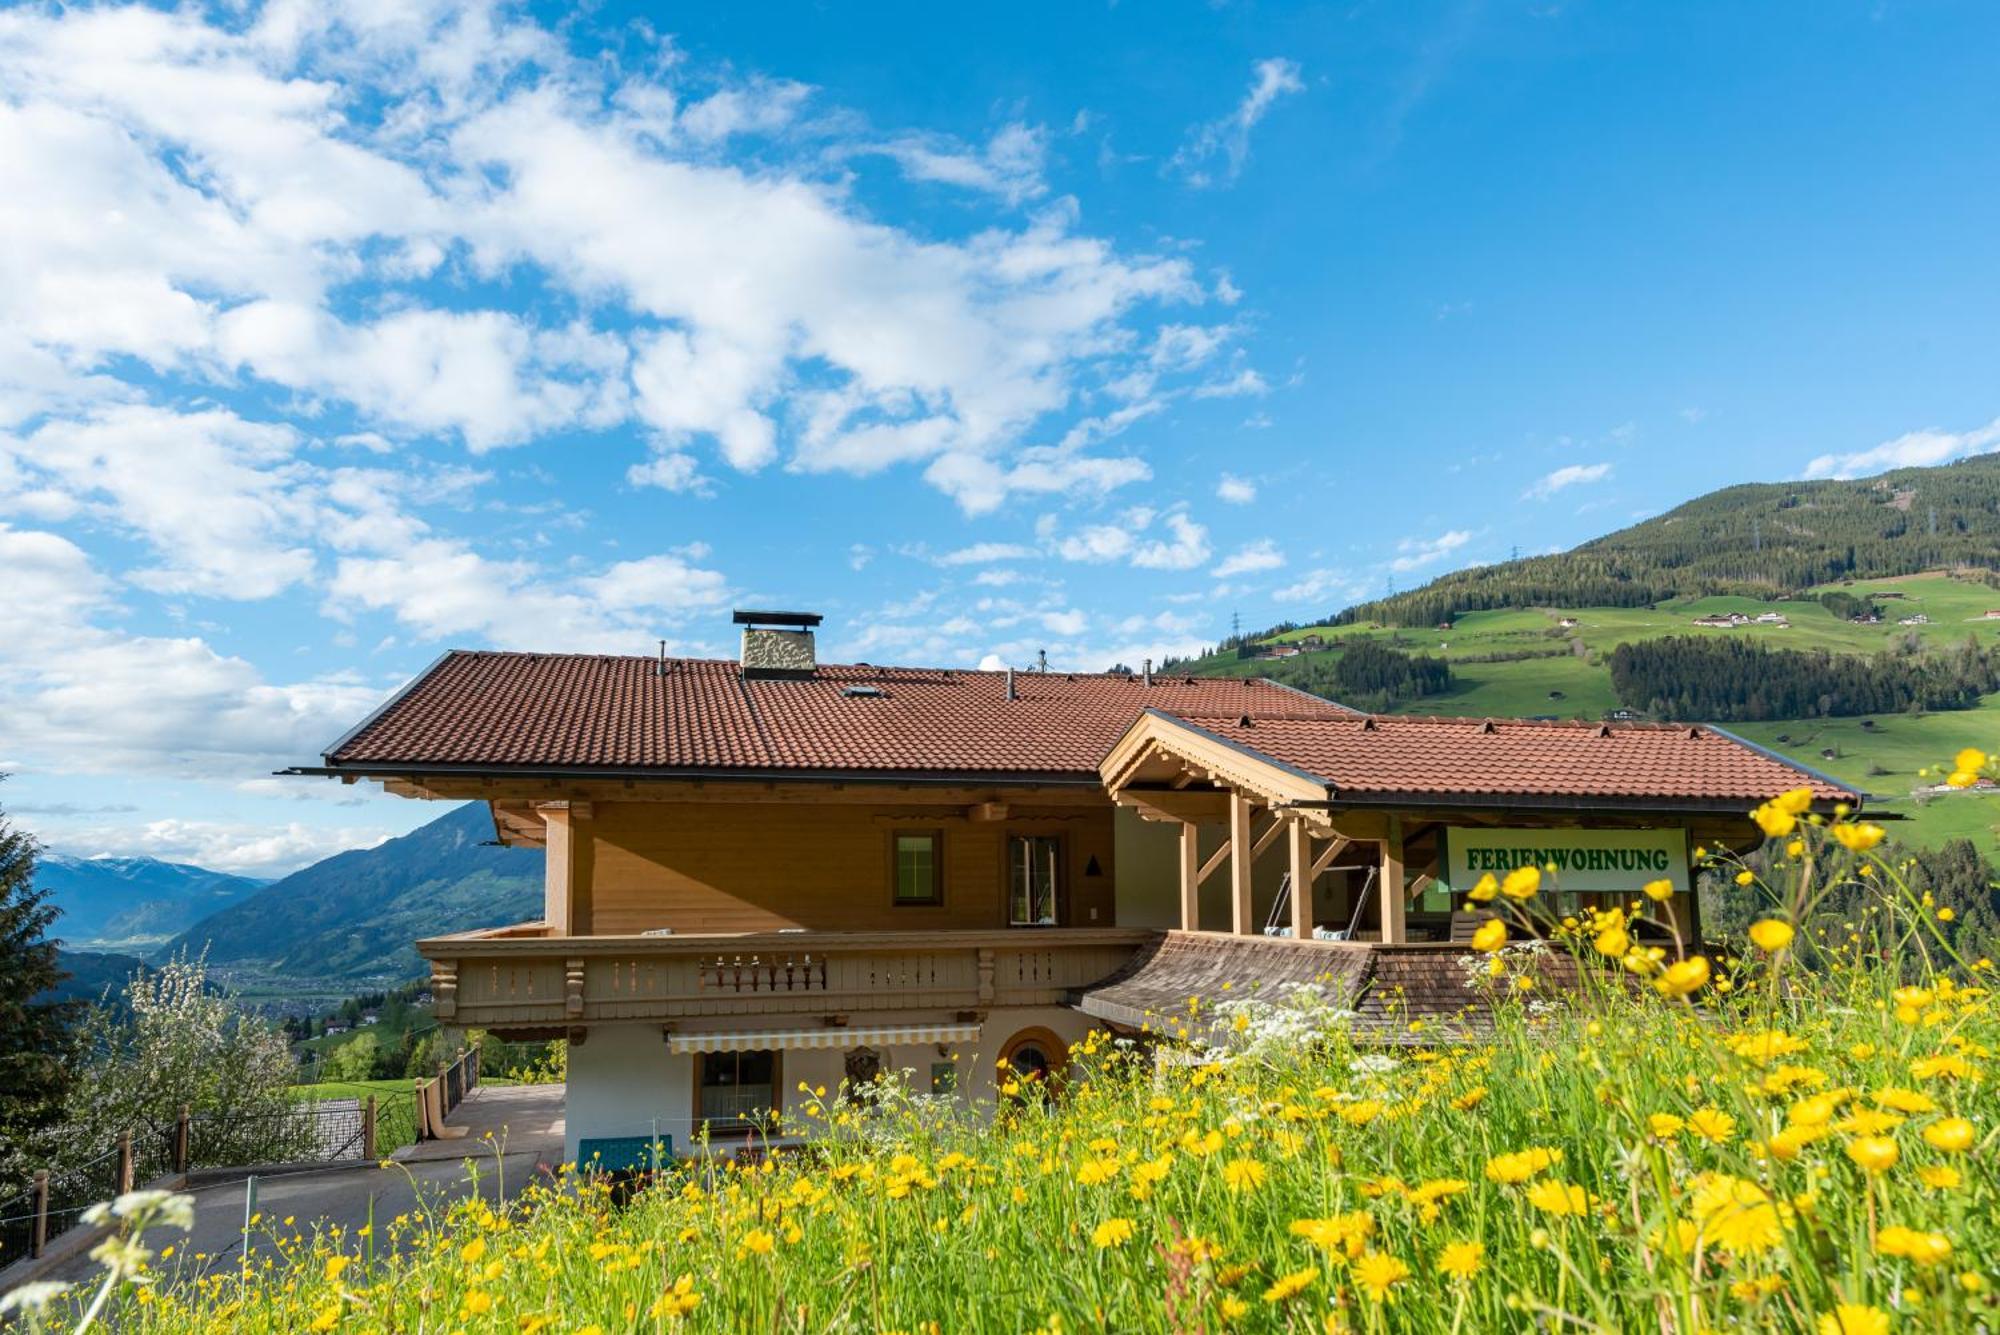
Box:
45;1085;567;1289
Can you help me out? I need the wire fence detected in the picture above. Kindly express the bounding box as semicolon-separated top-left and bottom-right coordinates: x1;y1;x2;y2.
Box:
0;1047;480;1271
0;1089;418;1271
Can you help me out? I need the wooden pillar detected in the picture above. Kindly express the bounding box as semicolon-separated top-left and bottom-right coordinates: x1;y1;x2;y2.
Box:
1287;821;1313;941
1379;815;1406;945
1229;792;1256;936
538;801;595;936
362;1095;378;1161
116;1130;134;1195
1178;821;1202;932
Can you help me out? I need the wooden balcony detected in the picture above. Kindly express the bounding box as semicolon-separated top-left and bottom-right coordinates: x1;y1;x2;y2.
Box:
418;924;1158;1032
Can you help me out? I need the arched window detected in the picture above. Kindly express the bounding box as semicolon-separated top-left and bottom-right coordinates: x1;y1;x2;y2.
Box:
999;1027;1069;1097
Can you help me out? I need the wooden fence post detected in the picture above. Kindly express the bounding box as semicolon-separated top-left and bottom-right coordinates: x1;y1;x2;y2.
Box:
363;1095;378;1161
29;1169;48;1258
175;1104;191;1175
117;1129;135;1195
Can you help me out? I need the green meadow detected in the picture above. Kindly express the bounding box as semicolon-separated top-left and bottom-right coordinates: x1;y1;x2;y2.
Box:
1205;572;2000;857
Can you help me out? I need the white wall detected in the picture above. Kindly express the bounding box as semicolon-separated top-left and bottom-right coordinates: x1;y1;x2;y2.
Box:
562;1006;1104;1160
563;1022;694;1163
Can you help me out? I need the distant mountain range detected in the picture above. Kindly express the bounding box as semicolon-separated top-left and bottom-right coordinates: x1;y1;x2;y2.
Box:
161;802;541;981
36;854;268;948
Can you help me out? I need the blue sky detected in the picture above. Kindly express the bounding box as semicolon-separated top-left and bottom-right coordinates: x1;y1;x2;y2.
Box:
2;0;1997;875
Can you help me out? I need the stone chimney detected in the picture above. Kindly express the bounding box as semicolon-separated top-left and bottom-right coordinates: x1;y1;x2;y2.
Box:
733;609;821;679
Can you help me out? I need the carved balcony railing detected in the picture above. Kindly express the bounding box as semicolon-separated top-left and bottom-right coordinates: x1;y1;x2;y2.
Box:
417;926;1157;1032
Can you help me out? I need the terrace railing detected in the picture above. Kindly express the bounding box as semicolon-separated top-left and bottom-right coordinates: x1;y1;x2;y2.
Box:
418;927;1155;1031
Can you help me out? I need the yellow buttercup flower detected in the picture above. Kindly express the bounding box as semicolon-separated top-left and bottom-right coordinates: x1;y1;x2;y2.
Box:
1642;878;1675;902
1653;956;1711;998
1470;918;1507;953
1500;865;1541;900
1466;872;1499;903
1748;919;1795;952
1831;821;1885;852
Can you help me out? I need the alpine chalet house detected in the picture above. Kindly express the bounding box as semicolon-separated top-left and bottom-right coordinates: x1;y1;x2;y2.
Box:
299;610;1856;1164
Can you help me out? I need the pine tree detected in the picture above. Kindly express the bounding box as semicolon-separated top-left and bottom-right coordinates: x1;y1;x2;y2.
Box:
0;791;80;1184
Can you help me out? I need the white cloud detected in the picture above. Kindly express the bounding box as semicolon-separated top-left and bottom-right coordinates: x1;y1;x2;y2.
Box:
1213;538;1283;578
4;404;316;599
1216;473;1257;504
48;818;394;878
1056;524;1135;564
1171;58;1304;187
1131;513;1211;571
937;542;1037;565
1522;462;1612;501
1390;529;1473;573
1803;416;2000;480
876;122;1047;204
0;2;1233;512
1272;567;1360;606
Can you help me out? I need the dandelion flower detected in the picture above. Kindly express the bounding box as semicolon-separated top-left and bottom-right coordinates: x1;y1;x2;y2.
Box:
1845;1136;1899;1175
1352;1251;1411;1302
1817;1303;1889;1335
1262;1266;1318;1303
1876;1226;1952;1267
1221;1158;1267;1192
1525;1180;1589;1217
1922;1117;1973;1152
1687;1107;1736;1143
1436;1240;1484;1280
1091;1217;1135;1249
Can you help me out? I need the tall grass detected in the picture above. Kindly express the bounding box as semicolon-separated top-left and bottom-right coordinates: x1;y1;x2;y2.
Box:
19;782;1997;1334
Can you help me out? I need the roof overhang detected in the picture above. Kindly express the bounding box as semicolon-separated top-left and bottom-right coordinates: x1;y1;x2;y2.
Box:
1100;708;1334;815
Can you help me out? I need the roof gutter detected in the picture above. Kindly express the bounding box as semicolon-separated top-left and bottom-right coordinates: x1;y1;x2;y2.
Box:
281;762;1107;789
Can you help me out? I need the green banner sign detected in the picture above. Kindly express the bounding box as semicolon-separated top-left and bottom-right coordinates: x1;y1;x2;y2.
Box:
1442;827;1690;895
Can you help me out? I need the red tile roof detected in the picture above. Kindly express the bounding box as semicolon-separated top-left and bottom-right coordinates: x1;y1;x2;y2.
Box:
1160;712;1857;805
323;651;1352;778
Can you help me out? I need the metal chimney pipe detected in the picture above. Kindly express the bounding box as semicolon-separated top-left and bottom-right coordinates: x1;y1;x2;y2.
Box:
1005;666;1016;701
1142;658;1153;687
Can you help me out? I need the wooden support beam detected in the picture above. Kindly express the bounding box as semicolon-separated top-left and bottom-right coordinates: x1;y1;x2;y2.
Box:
538;801;595;936
1197;838;1234;886
1179;822;1201;932
1287;819;1312;941
1249;814;1285;859
1309;835;1352;880
1116;787;1233;824
1380;816;1407;945
1230;791;1256;937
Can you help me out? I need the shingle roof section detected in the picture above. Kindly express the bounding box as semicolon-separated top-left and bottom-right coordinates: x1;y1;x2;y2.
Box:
1166;712;1857;804
325;651;1352;776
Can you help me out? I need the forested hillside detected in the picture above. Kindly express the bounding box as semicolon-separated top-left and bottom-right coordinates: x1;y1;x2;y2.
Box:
1329;454;2000;629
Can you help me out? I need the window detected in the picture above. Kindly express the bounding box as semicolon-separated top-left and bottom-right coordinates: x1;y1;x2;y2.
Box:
999;1027;1069;1100
695;1050;779;1135
891;831;943;906
1009;835;1061;927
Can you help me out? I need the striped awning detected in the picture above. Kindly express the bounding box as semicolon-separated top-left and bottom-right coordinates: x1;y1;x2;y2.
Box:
667;1022;981;1055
